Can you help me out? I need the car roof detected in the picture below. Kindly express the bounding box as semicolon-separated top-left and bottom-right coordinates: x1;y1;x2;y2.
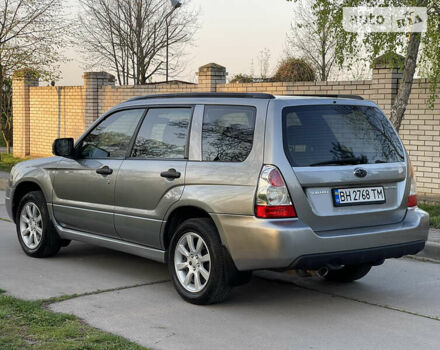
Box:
125;92;364;102
113;92;377;111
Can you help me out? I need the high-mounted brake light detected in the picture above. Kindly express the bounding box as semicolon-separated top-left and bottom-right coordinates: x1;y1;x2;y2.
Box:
255;165;297;218
408;162;418;208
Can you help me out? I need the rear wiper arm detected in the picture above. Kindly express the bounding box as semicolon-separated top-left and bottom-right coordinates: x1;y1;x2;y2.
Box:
309;157;366;166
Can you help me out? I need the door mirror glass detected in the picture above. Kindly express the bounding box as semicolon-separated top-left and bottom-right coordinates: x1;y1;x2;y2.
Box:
52;138;74;157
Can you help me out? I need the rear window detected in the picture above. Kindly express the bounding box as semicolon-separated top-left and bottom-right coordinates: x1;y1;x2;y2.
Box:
282;105;405;167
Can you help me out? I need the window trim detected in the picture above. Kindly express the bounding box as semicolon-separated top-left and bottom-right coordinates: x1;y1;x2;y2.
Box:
74;107;148;160
201;104;257;163
126;105;195;161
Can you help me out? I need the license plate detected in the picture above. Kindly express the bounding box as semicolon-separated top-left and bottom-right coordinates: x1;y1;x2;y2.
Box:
333;187;385;206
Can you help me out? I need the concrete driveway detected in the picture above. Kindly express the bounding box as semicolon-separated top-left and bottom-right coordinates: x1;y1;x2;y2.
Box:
1;218;440;349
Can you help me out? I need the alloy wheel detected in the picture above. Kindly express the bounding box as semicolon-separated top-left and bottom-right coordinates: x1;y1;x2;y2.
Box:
19;202;43;250
174;232;211;293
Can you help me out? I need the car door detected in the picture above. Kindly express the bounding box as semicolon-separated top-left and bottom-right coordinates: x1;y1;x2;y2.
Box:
52;108;145;237
114;106;193;248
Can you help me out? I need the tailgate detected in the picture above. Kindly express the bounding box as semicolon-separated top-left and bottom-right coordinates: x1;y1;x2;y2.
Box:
281;103;408;232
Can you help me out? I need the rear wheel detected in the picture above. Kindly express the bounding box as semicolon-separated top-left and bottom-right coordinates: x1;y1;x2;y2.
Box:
16;191;62;258
60;239;71;247
324;264;372;282
168;218;231;305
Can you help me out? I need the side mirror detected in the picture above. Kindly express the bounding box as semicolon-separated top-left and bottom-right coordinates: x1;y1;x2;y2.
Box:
52;138;74;157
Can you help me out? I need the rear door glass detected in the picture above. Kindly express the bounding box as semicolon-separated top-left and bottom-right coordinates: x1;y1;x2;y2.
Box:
282;105;405;167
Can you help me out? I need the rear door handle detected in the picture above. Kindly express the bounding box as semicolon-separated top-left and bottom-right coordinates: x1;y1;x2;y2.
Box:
96;166;113;175
160;168;181;179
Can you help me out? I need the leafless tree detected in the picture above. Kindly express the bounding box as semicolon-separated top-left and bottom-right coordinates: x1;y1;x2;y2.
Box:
78;0;198;85
0;0;66;153
286;0;337;81
257;48;271;80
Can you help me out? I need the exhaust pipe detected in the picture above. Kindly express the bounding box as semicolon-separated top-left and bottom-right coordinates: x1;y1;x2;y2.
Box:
286;266;330;278
296;267;329;278
316;267;329;277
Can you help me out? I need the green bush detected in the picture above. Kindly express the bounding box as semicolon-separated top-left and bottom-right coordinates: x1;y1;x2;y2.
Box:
419;204;440;229
0;153;26;172
272;57;316;82
230;74;255;83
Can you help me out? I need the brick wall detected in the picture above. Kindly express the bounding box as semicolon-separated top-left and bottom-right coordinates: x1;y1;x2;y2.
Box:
399;79;440;199
12;62;440;200
27;86;85;157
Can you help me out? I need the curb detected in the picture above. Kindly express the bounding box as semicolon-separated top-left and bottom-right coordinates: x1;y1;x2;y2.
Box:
415;241;440;261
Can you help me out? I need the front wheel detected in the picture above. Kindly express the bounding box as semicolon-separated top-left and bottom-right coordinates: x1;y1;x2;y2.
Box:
16;191;62;258
168;218;231;305
323;264;372;282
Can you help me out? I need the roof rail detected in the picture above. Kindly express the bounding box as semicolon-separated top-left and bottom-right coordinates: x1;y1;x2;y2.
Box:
126;92;275;102
291;94;364;100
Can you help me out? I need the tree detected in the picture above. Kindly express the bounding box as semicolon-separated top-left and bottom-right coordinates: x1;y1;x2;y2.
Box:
0;0;65;153
78;0;198;85
272;57;316;82
1;78;11;152
257;48;271;80
287;0;440;131
286;0;337;81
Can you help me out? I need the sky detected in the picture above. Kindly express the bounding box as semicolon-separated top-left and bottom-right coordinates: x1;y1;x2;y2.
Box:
59;0;294;86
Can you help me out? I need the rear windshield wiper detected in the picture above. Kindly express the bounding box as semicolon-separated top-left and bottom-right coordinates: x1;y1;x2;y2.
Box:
309;157;367;166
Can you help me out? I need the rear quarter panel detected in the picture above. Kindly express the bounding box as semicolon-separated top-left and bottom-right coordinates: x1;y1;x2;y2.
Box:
168;99;269;247
182;98;268;214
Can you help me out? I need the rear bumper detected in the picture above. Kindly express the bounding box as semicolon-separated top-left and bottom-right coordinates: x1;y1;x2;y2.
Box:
291;240;425;270
211;207;429;271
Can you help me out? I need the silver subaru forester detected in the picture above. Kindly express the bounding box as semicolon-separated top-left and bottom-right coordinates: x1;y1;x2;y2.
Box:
6;93;429;304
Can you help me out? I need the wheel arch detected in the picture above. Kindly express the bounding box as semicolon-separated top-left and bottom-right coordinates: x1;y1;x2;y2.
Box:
12;180;46;222
161;203;232;251
162;205;217;250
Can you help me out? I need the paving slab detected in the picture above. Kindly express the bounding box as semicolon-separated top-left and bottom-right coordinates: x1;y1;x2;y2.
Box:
0;220;169;300
50;275;440;350
258;257;440;320
416;228;440;261
0;171;9;191
429;228;440;244
0;190;9;220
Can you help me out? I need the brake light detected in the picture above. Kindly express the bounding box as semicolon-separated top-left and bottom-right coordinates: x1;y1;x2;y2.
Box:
408;162;418;208
255;165;297;218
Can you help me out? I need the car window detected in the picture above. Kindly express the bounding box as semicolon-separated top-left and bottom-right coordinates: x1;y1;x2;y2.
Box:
131;108;192;159
202;105;256;162
80;109;144;159
282;105;405;167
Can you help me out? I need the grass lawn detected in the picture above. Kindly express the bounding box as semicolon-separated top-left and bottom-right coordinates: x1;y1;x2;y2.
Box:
0;289;147;350
0;153;26;172
419;204;440;229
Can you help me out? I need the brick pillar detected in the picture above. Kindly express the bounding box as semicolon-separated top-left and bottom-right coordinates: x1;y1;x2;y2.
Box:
12;69;39;158
371;54;404;117
197;63;227;92
82;72;115;127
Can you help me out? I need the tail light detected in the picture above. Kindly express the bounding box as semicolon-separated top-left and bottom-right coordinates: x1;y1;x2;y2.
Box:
408;162;418;208
255;165;297;218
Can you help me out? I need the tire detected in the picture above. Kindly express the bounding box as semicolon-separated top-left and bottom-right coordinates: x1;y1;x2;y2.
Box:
60;239;71;248
16;191;62;258
228;270;252;287
324;264;372;283
168;218;231;305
